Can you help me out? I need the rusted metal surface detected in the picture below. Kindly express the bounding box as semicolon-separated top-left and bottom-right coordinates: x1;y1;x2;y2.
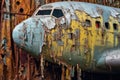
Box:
1;0;120;80
0;0;41;79
13;1;120;57
12;2;120;77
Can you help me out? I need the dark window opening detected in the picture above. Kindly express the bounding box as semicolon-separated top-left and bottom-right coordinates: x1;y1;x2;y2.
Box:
36;10;52;15
113;23;118;30
68;33;74;40
70;33;74;39
85;19;91;27
105;22;110;29
96;21;101;28
52;9;64;18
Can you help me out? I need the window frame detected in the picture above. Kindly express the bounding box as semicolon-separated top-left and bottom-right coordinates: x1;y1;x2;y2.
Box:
113;23;118;31
36;9;52;16
95;21;101;29
105;22;110;30
85;19;91;27
52;8;64;18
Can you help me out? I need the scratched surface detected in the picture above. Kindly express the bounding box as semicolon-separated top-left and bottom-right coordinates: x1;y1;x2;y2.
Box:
13;1;120;72
13;17;45;56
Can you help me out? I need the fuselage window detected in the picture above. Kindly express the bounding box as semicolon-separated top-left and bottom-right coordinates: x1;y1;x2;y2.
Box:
52;9;64;18
96;21;101;28
105;22;110;29
113;23;118;30
36;10;52;15
85;19;91;27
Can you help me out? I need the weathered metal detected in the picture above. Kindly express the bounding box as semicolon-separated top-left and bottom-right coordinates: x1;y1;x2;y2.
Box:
1;0;120;79
0;0;41;79
13;1;120;73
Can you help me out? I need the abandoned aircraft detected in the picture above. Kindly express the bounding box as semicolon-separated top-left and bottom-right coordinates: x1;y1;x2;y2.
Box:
12;1;120;73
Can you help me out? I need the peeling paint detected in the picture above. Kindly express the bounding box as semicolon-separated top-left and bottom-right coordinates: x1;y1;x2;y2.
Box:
33;2;120;29
13;1;120;72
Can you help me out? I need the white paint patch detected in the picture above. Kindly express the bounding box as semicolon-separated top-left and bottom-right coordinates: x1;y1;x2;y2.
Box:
105;49;120;66
110;9;120;18
40;17;56;29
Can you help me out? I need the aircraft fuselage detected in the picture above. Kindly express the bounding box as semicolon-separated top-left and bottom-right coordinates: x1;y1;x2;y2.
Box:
12;1;120;72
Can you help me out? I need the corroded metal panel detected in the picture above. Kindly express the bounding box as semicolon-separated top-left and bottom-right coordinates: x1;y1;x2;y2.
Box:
1;0;120;79
13;1;120;72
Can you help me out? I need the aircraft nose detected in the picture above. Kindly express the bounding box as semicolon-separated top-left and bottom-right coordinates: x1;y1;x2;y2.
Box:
12;17;45;57
12;23;23;45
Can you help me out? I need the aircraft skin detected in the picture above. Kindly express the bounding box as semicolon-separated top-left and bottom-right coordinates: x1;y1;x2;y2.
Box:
12;1;120;73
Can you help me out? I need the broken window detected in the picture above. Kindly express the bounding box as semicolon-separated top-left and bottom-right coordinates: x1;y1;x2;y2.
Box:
105;22;110;29
113;23;118;30
52;9;64;18
85;19;91;27
36;10;52;15
96;21;101;28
